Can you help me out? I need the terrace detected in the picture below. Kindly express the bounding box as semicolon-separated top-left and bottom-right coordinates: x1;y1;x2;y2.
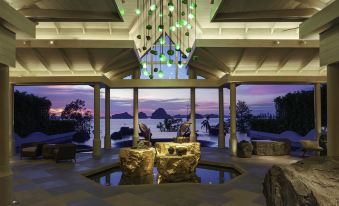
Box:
0;0;339;205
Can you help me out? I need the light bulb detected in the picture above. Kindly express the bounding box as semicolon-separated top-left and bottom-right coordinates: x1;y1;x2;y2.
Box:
175;44;180;51
143;69;149;76
159;38;165;45
159;53;167;62
175;21;180;28
150;4;157;11
178;63;184;68
135;8;141;16
187;24;192;30
142;62;147;69
119;8;125;16
158;70;164;78
167;60;172;67
188;13;195;19
170;26;176;32
168;2;175;12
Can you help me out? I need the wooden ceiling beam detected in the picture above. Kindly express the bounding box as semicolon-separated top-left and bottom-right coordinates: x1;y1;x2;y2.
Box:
213;8;318;22
32;48;52;73
233;48;246;73
277;49;296;73
58;48;74;72
298;49;319;73
255;49;272;73
100;49;132;72
18;8;122;22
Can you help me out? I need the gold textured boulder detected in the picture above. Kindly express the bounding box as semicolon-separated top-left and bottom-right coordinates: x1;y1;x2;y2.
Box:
119;147;156;177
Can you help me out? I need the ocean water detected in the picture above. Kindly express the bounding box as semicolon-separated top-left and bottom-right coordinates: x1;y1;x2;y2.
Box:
83;118;249;148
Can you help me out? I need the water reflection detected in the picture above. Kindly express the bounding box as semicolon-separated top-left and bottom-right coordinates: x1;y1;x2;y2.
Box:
90;165;239;186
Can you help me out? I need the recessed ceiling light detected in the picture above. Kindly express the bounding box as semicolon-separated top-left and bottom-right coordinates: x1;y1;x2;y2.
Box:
49;40;54;45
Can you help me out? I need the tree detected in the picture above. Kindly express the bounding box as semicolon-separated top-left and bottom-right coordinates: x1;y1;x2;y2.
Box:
61;99;92;135
14;91;51;137
201;115;211;133
236;100;252;133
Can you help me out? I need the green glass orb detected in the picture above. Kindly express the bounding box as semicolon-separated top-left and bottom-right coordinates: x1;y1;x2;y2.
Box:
188;13;195;19
150;50;158;55
159;12;163;17
187;24;192;30
143;69;149;76
159;37;166;45
186;47;192;53
190;2;197;9
149;74;154;79
119;8;125;16
170;26;176;32
168;12;173;17
175;21;180;28
158;70;164;78
180;19;187;26
167;49;174;56
175;44;180;51
185;32;189;36
146;25;152;30
181;11;185;16
158;25;164;32
182;0;188;4
159;53;167;62
154;67;159;72
167;60;172;67
168;2;175;12
148;10;153;15
142;62;147;69
150;4;157;11
178;62;184;68
135;8;141;16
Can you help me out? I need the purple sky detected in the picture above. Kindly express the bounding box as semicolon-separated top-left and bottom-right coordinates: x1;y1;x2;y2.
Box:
15;84;313;116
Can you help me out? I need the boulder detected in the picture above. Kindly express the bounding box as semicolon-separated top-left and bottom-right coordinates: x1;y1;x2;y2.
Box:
157;154;200;183
119;147;156;177
155;142;200;161
237;140;253;158
252;140;290;156
111;132;122;140
263;157;339;206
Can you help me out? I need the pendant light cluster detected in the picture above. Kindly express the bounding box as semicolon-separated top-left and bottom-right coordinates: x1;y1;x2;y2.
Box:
135;0;197;79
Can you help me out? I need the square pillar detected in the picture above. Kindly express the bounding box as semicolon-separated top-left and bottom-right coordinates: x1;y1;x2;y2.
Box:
327;64;339;156
314;83;322;142
229;83;238;156
218;87;225;148
190;88;196;142
93;84;101;158
133;88;139;147
104;86;111;149
0;65;13;206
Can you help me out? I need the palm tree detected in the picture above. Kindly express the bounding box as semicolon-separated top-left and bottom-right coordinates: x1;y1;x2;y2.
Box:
201;115;211;133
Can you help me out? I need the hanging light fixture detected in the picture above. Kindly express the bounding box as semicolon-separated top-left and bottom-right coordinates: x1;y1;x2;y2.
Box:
133;0;198;79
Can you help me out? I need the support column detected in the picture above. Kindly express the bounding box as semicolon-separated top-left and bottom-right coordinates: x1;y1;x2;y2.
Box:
0;65;12;206
190;88;196;142
9;83;14;156
133;88;139;147
229;83;238;156
327;64;339;156
218;87;225;148
93;84;101;158
104;86;111;149
314;83;322;142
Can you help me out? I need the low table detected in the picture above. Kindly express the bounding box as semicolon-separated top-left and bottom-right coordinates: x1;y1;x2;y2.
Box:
252;140;290;156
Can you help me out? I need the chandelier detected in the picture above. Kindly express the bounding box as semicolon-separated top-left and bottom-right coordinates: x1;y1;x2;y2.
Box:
134;0;197;79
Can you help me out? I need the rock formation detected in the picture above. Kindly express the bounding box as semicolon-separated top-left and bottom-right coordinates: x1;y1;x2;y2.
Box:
263;157;339;206
252;140;290;156
138;112;148;119
119;147;156;177
151;108;172;119
237;140;253;158
111;112;133;119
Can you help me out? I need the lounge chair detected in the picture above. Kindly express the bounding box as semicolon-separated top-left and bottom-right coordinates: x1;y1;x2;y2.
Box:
20;142;45;159
54;144;77;163
300;140;323;157
139;123;152;141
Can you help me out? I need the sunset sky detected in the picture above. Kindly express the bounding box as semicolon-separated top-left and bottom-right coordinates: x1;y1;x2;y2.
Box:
15;84;314;117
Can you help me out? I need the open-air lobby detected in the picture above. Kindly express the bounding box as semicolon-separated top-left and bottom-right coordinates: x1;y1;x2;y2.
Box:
0;0;339;205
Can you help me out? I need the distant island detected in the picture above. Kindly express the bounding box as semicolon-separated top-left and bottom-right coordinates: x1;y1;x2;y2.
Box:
138;112;148;119
111;112;133;119
151;108;172;119
110;108;222;119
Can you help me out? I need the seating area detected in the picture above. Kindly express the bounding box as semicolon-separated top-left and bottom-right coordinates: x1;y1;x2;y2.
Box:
20;143;76;163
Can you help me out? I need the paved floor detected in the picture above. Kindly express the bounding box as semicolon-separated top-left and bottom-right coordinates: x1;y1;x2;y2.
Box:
12;147;301;206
